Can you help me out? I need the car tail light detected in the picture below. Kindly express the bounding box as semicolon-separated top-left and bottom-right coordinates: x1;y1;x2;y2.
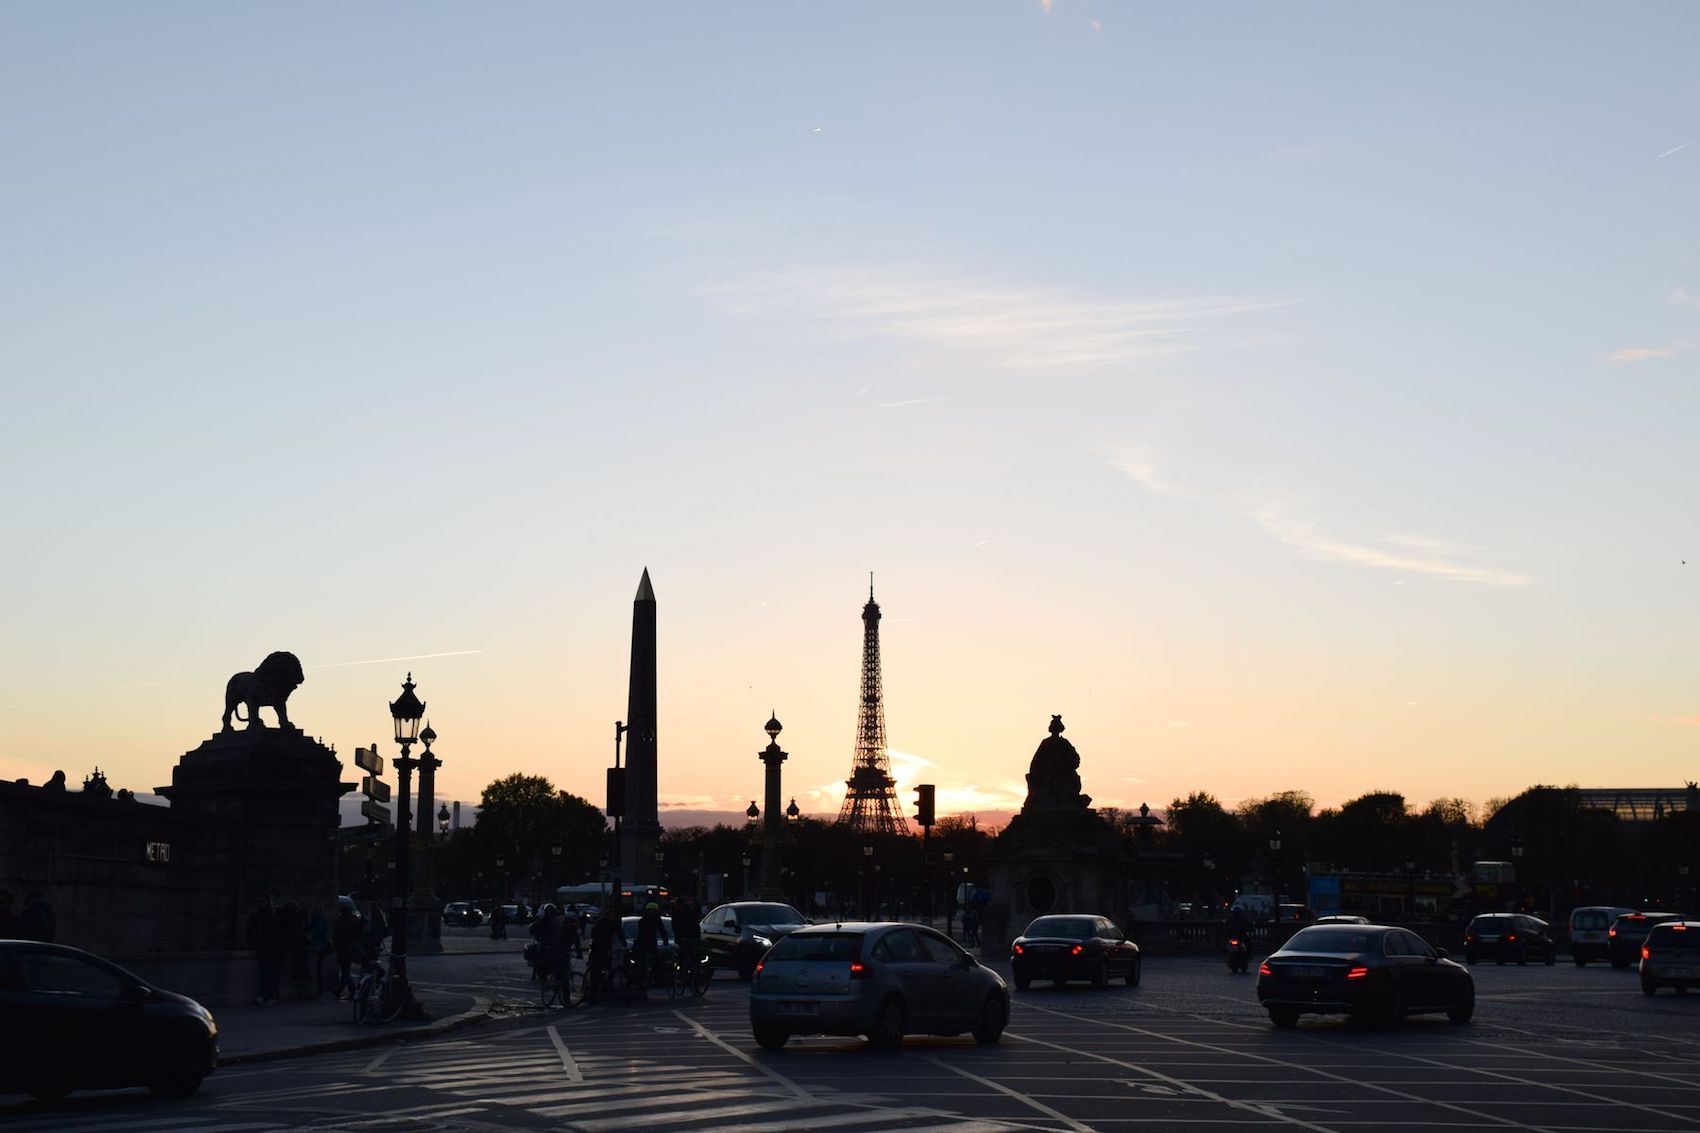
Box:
1609;927;1618;937
1346;966;1369;980
1258;961;1272;976
1464;934;1474;942
753;961;764;976
1229;938;1241;947
1642;945;1651;960
1070;944;1084;955
849;961;871;980
1506;933;1517;943
1013;943;1025;955
1674;925;1689;932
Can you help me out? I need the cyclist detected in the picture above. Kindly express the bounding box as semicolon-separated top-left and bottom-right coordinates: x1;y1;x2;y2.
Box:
633;900;671;993
587;900;624;996
671;896;703;975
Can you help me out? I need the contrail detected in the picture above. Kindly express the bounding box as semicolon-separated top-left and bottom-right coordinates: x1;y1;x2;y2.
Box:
1658;140;1691;159
316;649;484;670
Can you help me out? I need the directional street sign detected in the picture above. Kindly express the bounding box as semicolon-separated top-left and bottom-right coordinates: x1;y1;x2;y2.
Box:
361;799;392;825
362;776;391;803
354;746;385;776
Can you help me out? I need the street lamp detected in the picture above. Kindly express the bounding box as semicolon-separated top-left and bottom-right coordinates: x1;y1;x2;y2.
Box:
387;673;427;1018
746;800;760;827
741;852;752;898
1268;830;1283;927
786;798;800;823
437;804;450;837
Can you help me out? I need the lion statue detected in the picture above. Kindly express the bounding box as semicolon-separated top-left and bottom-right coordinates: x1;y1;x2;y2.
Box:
221;651;305;732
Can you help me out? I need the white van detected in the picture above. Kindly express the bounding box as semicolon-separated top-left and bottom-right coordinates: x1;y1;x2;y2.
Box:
1569;905;1634;966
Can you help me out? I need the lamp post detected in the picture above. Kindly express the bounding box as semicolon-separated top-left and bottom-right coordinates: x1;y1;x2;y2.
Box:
387;673;427;1018
437;804;450;837
943;851;956;936
757;716;789;899
862;842;874;916
1511;836;1525;912
1268;830;1283;929
741;852;752;898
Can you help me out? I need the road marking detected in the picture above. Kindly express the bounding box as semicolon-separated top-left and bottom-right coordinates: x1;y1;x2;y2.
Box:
547;1023;584;1082
531;1088;760;1118
706;1108;1007;1133
670;1007;815;1102
921;1055;1093;1132
573;1098;806;1131
358;1047;396;1074
1020;1003;1550;1131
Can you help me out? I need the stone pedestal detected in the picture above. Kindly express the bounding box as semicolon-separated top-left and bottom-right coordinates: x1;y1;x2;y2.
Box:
981;717;1135;956
158;726;355;950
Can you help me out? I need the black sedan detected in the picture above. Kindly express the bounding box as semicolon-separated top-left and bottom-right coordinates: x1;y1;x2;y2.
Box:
1256;924;1473;1028
1462;913;1557;965
1010;914;1141;989
0;940;219;1100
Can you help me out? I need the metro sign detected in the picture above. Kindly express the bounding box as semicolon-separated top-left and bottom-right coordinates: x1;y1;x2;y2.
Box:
362;776;391;803
361;798;392;825
354;745;385;776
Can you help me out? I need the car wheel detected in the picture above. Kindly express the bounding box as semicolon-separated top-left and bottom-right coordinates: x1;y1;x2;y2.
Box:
868;996;905;1050
1053;977;1069;988
1465;951;1477;965
1573;955;1587;967
1267;1006;1299;1028
1544;947;1555;966
753;1025;789;1051
1515;946;1527;966
1381;983;1406;1025
1014;973;1031;990
150;1068;205;1099
972;993;1008;1044
737;949;758;982
1126;956;1142;987
1091;960;1109;989
1447;994;1474;1024
1642;977;1659;996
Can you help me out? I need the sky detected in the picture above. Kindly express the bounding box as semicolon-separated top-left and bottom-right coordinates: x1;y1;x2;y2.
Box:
2;2;1697;826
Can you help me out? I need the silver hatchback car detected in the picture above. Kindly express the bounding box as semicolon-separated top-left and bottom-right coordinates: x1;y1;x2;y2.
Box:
749;921;1009;1051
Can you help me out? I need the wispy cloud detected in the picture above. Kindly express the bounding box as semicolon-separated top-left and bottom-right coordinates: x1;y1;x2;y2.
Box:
316;649;484;670
878;398;929;409
1658;140;1691;159
1255;510;1531;586
1104;447;1530;586
1606;346;1677;362
704;268;1295;369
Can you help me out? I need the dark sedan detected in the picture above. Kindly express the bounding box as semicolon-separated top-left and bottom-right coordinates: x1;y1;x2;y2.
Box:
1256;924;1473;1028
1610;911;1684;969
0;940;219;1100
1463;913;1556;965
1010;914;1141;990
1639;920;1700;995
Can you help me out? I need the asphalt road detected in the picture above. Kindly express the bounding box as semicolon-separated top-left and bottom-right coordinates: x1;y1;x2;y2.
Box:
10;952;1700;1132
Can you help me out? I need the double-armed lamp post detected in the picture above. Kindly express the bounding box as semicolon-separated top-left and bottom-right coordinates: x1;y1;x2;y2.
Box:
388;673;429;1019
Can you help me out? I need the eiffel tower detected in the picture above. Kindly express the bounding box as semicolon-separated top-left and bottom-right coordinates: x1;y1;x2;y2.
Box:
835;576;910;835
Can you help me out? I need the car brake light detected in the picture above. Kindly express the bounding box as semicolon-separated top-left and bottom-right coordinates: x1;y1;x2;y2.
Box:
1229;938;1241;946
1506;933;1517;943
1258;961;1272;976
1013;943;1024;955
754;961;764;976
1674;925;1688;932
1609;927;1617;937
849;961;871;980
1347;966;1369;980
1071;944;1083;955
1642;945;1651;960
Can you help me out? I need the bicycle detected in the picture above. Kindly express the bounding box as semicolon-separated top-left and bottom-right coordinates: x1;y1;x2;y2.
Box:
583;950;629;1005
672;940;712;998
537;948;586;1010
351;950;402;1025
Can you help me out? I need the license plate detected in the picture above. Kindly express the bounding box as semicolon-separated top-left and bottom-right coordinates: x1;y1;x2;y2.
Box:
777;1002;818;1016
1664;967;1695;978
1290;966;1330;978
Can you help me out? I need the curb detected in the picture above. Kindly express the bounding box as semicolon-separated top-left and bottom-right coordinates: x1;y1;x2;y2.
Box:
220;996;494;1066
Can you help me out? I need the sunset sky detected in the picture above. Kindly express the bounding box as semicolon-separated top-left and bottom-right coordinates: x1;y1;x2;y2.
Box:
3;3;1697;826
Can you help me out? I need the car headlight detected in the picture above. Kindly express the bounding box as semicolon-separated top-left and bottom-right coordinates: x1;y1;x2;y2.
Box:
751;934;773;948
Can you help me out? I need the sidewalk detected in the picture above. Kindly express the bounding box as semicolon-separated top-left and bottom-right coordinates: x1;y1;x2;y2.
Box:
216;985;492;1066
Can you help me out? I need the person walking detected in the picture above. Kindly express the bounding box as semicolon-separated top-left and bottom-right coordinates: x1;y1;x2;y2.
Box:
307;905;332;997
332;903;360;999
246;895;282;1006
490;903;507;941
633;900;670;994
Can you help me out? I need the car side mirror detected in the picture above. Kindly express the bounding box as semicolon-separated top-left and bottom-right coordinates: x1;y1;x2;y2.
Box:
126;983;152;1004
726;919;738;930
1432;948;1448;961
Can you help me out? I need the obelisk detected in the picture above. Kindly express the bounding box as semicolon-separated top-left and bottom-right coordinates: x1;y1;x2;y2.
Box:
620;568;662;883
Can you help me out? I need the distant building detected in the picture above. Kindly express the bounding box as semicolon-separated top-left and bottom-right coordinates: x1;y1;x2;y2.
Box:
1574;783;1700;824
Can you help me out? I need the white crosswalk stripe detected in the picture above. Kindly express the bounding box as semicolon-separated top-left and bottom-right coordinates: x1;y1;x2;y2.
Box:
0;1118;289;1133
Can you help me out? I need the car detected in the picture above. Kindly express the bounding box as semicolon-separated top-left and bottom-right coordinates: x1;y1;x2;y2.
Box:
1256;923;1474;1028
1639;921;1700;995
1009;914;1141;990
701;901;808;980
0;940;219;1100
749;921;1008;1051
1463;913;1557;965
1313;914;1371;925
1569;905;1634;966
1609;911;1684;969
442;901;483;927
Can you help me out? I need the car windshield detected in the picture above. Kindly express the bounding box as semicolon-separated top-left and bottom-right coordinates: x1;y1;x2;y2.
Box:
1572;911;1610;930
1286;928;1376;954
1025;916;1097;939
1647;924;1695;946
1469;917;1511;930
738;904;804;925
766;933;859;962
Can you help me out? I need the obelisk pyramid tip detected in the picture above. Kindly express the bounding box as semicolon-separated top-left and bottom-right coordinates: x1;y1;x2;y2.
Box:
635;568;655;602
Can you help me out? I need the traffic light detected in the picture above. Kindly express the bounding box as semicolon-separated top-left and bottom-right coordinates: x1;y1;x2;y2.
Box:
914;783;935;828
606;766;626;818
